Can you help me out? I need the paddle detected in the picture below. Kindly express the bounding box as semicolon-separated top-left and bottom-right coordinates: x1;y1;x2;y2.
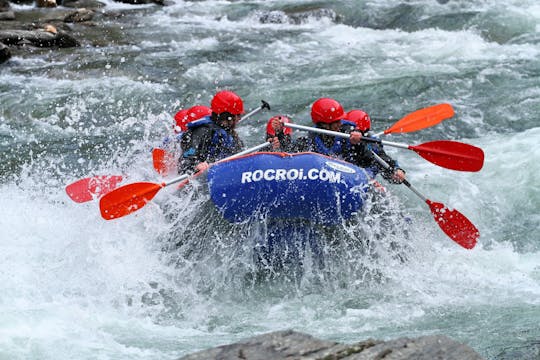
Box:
240;100;271;122
283;123;484;172
372;103;455;137
152;100;271;174
370;151;479;249
152;147;176;176
100;142;272;220
65;175;124;203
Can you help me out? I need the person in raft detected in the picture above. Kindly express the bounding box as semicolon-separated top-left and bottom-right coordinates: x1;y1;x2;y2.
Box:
269;98;406;184
179;90;280;173
266;115;293;151
159;105;213;151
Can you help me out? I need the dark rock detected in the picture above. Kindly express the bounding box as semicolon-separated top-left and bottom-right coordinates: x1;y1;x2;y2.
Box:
178;330;485;360
0;0;10;11
8;0;33;4
0;41;10;63
36;0;57;8
62;0;105;9
258;11;288;25
258;8;339;25
288;8;338;25
113;0;163;5
0;28;79;47
63;8;94;22
0;11;15;20
37;8;95;22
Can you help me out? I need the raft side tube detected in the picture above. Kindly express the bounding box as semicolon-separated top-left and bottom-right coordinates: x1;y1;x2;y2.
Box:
207;152;372;225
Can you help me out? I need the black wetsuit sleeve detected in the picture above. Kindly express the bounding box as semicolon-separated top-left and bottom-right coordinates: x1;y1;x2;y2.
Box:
231;132;244;153
291;136;312;152
368;144;404;183
347;142;375;168
179;126;213;173
346;141;404;182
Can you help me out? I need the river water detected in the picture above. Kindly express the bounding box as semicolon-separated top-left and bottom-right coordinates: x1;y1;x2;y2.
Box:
1;1;539;359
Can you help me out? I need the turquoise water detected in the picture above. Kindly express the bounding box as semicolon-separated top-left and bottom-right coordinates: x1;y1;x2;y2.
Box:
1;1;539;359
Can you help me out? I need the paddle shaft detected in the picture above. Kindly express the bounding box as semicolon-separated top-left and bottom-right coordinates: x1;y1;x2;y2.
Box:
239;100;271;123
283;122;484;173
163;141;272;187
370;151;426;201
284;123;410;150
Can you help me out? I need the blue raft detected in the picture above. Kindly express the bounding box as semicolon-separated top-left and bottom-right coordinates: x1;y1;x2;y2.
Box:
205;152;374;225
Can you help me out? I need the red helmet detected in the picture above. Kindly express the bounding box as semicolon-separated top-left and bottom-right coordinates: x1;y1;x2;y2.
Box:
174;109;189;132
210;90;245;115
311;98;346;124
186;105;212;122
346;109;371;132
173;105;212;132
266;115;292;136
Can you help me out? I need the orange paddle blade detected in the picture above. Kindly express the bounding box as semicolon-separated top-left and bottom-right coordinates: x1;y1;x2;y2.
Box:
66;175;123;203
152;148;177;176
384;103;454;135
152;148;166;174
99;181;164;220
427;200;479;249
410;140;484;172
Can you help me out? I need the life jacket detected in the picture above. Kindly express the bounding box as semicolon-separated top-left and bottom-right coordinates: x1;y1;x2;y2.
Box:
185;116;239;159
341;119;356;127
310;132;351;157
160;132;183;148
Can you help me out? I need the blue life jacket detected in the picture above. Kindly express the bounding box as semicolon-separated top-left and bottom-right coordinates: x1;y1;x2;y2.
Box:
311;134;351;157
310;120;353;157
341;119;356;127
185;116;239;160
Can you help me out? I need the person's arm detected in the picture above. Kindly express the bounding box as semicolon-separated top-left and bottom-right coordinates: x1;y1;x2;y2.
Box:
266;132;293;152
369;144;405;183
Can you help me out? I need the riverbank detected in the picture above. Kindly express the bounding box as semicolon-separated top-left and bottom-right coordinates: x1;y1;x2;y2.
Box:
0;0;163;63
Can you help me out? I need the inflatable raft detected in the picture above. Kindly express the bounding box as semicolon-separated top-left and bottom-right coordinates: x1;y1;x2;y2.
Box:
205;152;375;226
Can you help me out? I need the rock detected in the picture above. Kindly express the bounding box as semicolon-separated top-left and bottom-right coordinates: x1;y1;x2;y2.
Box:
0;11;15;20
258;8;339;25
0;41;11;63
0;0;10;11
62;0;105;9
178;330;485;360
43;24;57;33
63;8;94;22
0;29;79;47
9;0;34;4
36;0;57;8
113;0;163;5
0;0;14;20
38;8;95;22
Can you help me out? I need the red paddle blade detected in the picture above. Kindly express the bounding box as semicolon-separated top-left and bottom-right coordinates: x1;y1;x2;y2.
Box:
427;200;479;249
384;103;454;135
411;140;484;172
66;175;123;203
99;182;163;220
152;148;174;176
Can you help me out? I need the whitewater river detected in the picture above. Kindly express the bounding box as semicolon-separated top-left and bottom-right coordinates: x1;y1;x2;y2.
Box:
1;1;539;359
